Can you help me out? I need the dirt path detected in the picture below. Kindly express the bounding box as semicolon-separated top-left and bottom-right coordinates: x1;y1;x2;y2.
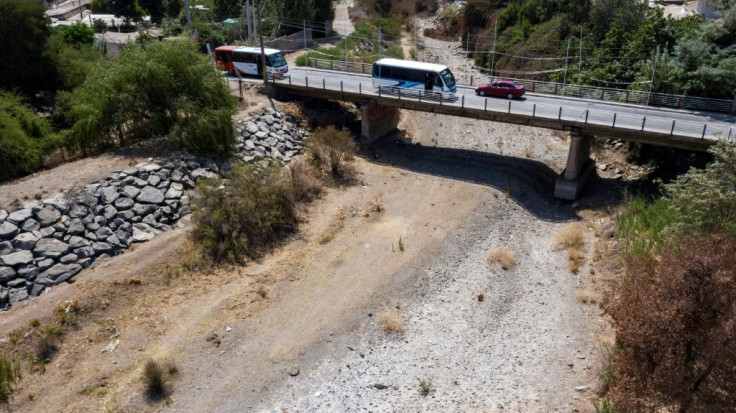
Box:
334;0;356;37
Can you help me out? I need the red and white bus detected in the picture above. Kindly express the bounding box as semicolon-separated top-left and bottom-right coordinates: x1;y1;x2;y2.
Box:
214;46;288;77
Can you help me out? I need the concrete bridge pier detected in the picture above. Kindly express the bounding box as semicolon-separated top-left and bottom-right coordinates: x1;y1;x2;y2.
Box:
361;103;400;144
554;128;595;200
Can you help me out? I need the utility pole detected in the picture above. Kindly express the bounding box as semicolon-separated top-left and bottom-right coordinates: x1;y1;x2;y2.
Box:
466;31;470;58
562;38;571;96
490;20;497;80
647;45;659;107
578;26;583;77
185;0;192;34
258;0;270;85
246;0;253;46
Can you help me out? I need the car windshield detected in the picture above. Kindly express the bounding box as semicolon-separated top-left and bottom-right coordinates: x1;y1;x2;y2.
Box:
440;69;455;88
268;52;287;67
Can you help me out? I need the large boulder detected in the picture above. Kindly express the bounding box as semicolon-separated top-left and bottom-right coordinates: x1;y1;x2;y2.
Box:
17;265;39;281
67;218;85;235
0;241;14;255
114;197;135;210
165;183;184;199
33;238;70;258
11;232;39;250
42;193;69;214
132;203;156;217
0;267;15;283
136;186;165;204
7;208;33;224
99;186;120;204
131;223;159;242
191;168;218;180
0;221;20;239
21;218;41;232
121;185;141;199
68;236;90;248
68;203;89;218
35;206;61;227
36;263;82;286
8;287;28;304
0;250;34;266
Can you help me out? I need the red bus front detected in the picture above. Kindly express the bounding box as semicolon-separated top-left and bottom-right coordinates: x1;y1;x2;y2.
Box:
214;46;237;73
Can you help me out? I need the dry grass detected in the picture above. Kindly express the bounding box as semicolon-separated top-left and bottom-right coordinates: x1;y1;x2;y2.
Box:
486;248;516;270
553;224;586;273
575;288;599;305
379;310;405;333
319;215;346;244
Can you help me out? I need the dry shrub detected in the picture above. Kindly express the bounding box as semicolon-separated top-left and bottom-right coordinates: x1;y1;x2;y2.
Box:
553;224;586;273
307;125;357;179
0;357;20;406
379;310;405;333
606;235;736;412
575;288;598;304
486;248;516;270
282;158;323;204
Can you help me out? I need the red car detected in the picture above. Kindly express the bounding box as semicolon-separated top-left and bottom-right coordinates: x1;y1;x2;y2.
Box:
475;81;526;99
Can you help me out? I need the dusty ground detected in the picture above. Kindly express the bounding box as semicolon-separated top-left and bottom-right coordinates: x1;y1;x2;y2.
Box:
0;9;630;412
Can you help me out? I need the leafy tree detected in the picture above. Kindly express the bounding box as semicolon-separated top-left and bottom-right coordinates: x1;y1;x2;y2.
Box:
111;0;146;24
67;41;236;156
163;0;182;17
0;93;60;182
214;0;242;20
0;0;52;95
139;0;164;23
45;32;103;91
91;0;113;13
58;22;95;46
665;141;736;235
608;235;736;412
313;0;335;22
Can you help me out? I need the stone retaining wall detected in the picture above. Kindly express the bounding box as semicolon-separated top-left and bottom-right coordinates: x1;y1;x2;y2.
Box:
0;109;309;308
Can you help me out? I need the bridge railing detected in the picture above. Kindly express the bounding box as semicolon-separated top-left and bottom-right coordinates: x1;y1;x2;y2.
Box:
304;58;735;114
274;74;736;143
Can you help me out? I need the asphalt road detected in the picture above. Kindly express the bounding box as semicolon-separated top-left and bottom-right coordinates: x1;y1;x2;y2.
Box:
284;67;735;141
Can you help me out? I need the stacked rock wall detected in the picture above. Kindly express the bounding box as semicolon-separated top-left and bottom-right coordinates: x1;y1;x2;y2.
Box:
0;109;309;308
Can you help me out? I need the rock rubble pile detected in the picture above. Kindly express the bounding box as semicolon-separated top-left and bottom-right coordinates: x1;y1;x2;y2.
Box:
0;109;309;308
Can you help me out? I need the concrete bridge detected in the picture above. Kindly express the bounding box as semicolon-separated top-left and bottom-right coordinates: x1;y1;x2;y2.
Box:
269;67;736;199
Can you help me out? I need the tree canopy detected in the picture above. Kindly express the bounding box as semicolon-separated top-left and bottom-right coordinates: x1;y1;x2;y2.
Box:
0;0;52;94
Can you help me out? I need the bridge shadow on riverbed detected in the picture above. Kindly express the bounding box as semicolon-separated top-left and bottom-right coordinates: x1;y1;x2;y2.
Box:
364;139;627;223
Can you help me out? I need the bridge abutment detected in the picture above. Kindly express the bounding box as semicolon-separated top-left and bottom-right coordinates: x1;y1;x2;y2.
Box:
360;103;400;144
554;128;595;200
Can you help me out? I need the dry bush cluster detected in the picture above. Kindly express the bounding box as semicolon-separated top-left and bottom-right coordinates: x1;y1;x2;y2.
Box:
606;235;736;412
379;310;405;333
307;125;357;180
485;248;516;270
142;359;179;400
552;224;586;273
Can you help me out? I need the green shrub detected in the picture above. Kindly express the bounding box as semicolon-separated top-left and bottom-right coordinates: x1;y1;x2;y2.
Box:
0;92;59;182
616;197;679;256
0;357;20;406
307;125;357;178
192;163;298;264
58;22;95;46
68;40;236;157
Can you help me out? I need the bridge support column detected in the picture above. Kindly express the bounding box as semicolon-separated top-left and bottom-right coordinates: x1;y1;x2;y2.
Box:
554;128;595;200
361;103;399;144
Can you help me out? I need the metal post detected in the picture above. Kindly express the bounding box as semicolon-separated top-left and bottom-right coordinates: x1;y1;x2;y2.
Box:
303;21;307;50
670;120;676;135
323;78;325;89
532;103;536;117
585;109;589;123
462;94;464;108
258;0;268;85
246;0;253;46
562;38;571;97
647;45;659;107
466;31;470;58
359;83;361;95
184;0;192;34
340;80;343;93
641;117;646;131
702;124;707;139
558;106;562;119
398;88;401;100
306;76;308;88
508;100;511;113
612;113;617;127
490;21;498;78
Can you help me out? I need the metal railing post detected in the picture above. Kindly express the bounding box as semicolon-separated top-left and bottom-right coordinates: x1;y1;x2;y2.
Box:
508;100;511;114
641;117;646;131
584;109;589;124
398;88;401;100
484;99;487;111
558;107;562;120
612;113;617;128
462;94;465;108
532;103;536;117
359;83;362;95
322;78;325;90
289;75;291;85
306;76;308;88
702;124;707;139
670;120;676;135
340;80;343;94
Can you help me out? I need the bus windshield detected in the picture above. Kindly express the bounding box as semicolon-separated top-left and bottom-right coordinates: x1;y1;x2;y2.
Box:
440;69;456;88
268;52;287;67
